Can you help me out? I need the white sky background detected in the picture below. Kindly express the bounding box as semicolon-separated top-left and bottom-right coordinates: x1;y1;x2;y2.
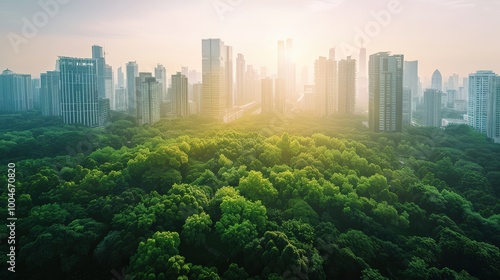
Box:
0;0;499;86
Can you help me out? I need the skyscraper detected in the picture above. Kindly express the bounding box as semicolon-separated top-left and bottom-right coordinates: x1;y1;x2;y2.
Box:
226;45;234;109
491;77;500;143
261;78;274;113
59;57;100;127
314;56;337;116
358;44;368;111
369;52;404;132
278;39;296;103
402;87;412;125
117;66;125;88
0;69;33;112
105;65;114;109
404;60;419;111
126;61;139;115
468;71;498;137
155;64;167;101
201;38;230;121
32;78;41;109
338;56;356;114
92;45;106;99
40;71;61;116
431;69;443;92
172;72;189;117
236;53;246;105
193;82;202;114
423;89;442;127
136;73;160;125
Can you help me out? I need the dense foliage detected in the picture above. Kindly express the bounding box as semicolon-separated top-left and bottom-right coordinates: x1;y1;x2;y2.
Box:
1;112;499;279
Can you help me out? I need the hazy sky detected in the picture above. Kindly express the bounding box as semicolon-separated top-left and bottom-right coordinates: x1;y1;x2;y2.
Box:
1;0;499;86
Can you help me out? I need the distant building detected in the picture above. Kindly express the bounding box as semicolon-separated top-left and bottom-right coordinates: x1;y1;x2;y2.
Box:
357;45;369;111
490;76;500;143
92;45;107;99
155;64;167;101
192;82;202;114
126;61;139;115
404;61;419;111
369;52;404;132
40;71;61;116
442;118;467;127
114;87;127;111
99;98;110;126
402;87;412;125
338;56;356;114
105;65;114;109
172;72;189;117
0;69;33;112
136;73;161;125
314;56;337;116
261;78;274;113
431;69;443;92
468;71;497;135
32;78;41;109
201;38;231;121
423;89;442;127
278;39;297;102
59;57;100;127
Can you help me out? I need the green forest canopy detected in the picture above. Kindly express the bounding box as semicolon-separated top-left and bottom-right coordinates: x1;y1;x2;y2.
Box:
0;112;499;279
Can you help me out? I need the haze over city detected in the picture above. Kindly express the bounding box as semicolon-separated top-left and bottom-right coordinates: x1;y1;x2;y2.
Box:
1;0;499;85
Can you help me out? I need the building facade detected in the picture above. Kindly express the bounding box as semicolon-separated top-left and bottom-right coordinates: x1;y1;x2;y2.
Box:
40;71;61;116
59;57;100;127
369;52;404;132
0;69;33;112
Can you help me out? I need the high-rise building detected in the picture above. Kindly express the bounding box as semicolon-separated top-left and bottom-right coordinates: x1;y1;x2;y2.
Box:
136;73;160;125
278;39;297;102
59;57;100;127
172;72;189;117
193;82;202;114
114;87;127;111
423;89;442;127
226;46;234;109
358;44;368;111
236;53;246;105
404;61;419;112
0;69;33;112
32;78;41;109
40;71;61;116
338;56;356;114
402;87;412;125
261;78;274;113
431;69;443;92
155;64;167;101
92;45;106;99
490;77;500;143
245;65;258;105
117;66;125;88
201;38;231;121
126;61;139;115
468;71;498;137
314;56;337;116
275;78;286;114
369;52;404;132
105;65;114;109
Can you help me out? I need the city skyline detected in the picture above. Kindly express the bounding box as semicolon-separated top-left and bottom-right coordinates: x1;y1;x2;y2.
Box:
1;0;499;85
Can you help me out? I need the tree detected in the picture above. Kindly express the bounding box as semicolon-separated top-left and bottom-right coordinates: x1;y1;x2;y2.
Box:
127;231;181;279
238;171;278;206
182;212;212;247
